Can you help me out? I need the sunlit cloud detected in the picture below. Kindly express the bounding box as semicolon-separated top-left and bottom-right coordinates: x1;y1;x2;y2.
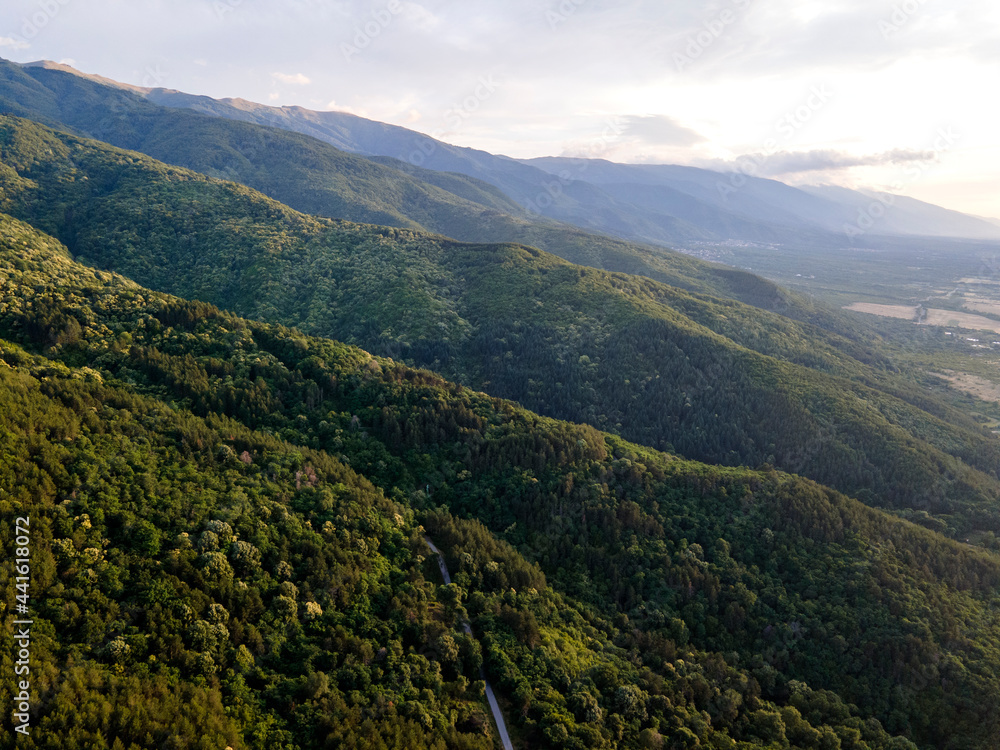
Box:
705;148;938;177
272;72;311;85
622;115;706;147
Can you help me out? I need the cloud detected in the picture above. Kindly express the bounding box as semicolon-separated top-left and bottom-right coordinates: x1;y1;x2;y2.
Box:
708;148;937;177
622;115;706;147
272;72;311;85
969;35;1000;64
0;36;29;50
325;100;370;117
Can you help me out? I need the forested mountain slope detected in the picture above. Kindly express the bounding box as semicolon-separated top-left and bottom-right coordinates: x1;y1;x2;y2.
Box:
0;57;880;332
1;116;999;546
2;214;1000;748
0;214;826;750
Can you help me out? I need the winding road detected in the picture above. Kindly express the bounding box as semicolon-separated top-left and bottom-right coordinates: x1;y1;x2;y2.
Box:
425;537;514;750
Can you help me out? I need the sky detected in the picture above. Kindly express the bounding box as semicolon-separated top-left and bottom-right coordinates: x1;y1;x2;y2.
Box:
1;0;998;218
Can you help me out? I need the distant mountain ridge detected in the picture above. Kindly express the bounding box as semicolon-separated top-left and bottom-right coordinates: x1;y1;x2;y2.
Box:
522;157;1000;242
30;58;997;247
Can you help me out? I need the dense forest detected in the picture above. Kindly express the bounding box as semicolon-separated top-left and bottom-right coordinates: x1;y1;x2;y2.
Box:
3;213;1000;748
1;116;1000;548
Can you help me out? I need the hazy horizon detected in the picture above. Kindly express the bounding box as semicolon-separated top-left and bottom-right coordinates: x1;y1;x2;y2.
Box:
2;0;997;218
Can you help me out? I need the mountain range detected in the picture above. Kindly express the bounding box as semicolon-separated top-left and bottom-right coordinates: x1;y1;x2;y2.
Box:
2;56;1000;750
16;60;1000;249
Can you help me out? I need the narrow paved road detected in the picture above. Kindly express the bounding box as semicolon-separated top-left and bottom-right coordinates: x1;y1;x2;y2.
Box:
425;537;515;750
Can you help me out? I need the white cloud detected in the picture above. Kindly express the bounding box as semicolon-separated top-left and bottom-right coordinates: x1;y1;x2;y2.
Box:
325;100;370;117
708;148;937;178
622;115;705;147
272;72;311;85
0;36;29;50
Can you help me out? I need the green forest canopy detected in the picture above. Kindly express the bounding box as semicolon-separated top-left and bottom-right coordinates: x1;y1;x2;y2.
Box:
1;213;999;748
